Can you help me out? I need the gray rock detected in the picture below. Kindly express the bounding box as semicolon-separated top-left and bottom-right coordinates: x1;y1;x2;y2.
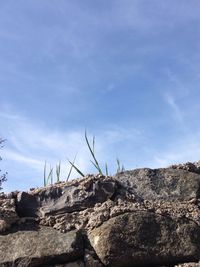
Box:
16;176;117;218
114;168;200;201
170;161;200;175
0;227;83;267
44;260;85;267
88;211;200;267
0;197;19;233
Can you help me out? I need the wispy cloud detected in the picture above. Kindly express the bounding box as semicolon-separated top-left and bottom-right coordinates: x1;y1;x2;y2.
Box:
4;149;43;170
164;93;184;123
0;108;143;192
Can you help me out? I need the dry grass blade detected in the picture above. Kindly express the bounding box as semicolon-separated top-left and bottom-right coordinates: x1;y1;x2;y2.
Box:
66;154;77;181
105;163;109;176
90;160;101;172
68;160;85;177
47;165;53;185
116;158;121;173
85;130;103;175
56;161;61;182
44;162;53;186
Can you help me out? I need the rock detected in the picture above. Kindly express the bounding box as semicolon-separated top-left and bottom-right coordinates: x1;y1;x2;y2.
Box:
16;191;38;217
44;260;85;267
84;249;104;267
170;161;200;175
16;175;117;218
88;211;200;267
0;197;19;233
39;195;200;233
114;168;200;201
2;163;200;267
0;227;83;266
175;263;200;267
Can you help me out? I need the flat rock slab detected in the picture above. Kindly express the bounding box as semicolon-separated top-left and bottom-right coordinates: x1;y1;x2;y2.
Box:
0;227;83;267
115;168;200;201
88;211;200;267
16;176;117;218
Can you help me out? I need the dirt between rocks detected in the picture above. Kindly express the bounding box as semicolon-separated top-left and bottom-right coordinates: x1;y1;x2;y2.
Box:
39;197;200;233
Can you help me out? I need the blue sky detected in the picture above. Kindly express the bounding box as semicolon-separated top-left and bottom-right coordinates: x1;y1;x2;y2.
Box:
1;0;200;192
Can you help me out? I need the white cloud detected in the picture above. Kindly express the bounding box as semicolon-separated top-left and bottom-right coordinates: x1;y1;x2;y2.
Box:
4;149;43;170
0;109;142;190
164;93;183;123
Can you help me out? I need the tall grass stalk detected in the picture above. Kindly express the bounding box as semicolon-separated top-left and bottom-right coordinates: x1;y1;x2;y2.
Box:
43;162;53;186
116;158;125;173
85;131;103;175
43;131;125;186
105;163;109;176
56;161;61;182
68;159;85;177
67;154;80;180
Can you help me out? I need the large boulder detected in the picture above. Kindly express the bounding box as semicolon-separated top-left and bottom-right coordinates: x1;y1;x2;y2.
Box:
114;168;200;201
16;175;117;218
88;211;200;267
0;227;83;267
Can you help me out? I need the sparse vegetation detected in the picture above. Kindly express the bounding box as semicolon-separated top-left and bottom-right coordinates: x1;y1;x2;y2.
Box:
43;161;53;187
43;131;125;186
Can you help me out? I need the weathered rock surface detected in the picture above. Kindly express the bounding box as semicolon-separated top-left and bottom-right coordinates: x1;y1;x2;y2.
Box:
39;198;200;233
170;161;200;175
0;195;19;233
88;211;200;267
0;226;83;267
114;168;200;201
16;175;117;218
1;162;200;267
43;261;85;267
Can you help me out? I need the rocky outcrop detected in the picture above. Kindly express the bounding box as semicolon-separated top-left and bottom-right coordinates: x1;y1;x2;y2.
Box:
16;175;116;218
114;168;200;201
1;162;200;266
88;211;200;267
0;227;83;267
0;195;19;232
169;161;200;175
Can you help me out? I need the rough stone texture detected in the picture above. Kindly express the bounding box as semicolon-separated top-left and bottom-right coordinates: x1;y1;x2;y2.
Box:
16;175;117;218
170;161;200;175
0;195;19;233
0;227;83;267
44;261;85;267
88;211;200;267
1;163;200;266
114;168;200;201
84;249;104;267
39;198;200;233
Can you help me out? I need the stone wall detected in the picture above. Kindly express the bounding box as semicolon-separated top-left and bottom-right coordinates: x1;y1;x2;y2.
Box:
1;162;200;266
